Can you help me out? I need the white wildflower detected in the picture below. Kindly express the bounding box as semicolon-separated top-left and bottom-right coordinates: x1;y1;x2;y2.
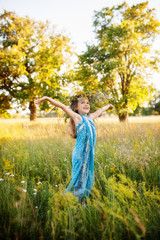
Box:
22;189;27;192
37;182;42;185
9;174;14;177
0;178;4;181
21;181;25;183
33;192;37;195
33;189;37;192
5;173;10;176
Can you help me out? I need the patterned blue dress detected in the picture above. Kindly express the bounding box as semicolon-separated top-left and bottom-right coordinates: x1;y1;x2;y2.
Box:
66;114;96;201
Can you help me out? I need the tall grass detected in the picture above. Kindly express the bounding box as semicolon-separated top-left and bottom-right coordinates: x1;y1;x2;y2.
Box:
0;116;160;240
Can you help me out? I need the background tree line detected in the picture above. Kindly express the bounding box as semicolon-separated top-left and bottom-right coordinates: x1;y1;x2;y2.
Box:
130;90;160;116
0;1;160;121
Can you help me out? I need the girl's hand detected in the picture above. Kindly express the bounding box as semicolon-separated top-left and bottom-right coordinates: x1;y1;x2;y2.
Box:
35;96;47;105
107;104;115;110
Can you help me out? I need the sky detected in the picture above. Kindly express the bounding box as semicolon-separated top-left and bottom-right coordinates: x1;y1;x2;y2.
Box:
1;0;160;90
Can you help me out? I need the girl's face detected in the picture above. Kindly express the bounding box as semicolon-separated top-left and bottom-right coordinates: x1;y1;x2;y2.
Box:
76;97;90;115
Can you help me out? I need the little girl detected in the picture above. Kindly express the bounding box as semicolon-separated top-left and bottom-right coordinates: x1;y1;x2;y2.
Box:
35;95;114;201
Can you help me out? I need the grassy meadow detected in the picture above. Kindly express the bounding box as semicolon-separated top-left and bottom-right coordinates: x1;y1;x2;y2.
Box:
0;116;160;240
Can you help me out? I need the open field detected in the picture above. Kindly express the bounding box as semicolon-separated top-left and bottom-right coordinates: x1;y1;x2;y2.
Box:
1;115;160;123
0;116;160;240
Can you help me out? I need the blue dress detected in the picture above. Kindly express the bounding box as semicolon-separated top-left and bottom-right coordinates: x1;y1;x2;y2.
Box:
66;114;96;201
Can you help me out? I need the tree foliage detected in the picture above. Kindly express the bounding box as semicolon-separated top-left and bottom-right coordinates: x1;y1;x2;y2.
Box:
0;10;73;119
76;1;160;120
131;90;160;116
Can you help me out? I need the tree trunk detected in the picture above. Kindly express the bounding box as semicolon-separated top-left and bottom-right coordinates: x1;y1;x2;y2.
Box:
29;100;37;121
118;112;128;122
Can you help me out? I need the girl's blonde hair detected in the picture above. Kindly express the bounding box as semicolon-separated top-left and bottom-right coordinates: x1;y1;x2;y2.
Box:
70;95;90;138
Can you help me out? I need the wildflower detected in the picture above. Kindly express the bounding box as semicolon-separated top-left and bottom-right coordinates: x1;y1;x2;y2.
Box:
55;184;58;188
22;189;27;192
33;192;37;195
110;167;116;173
33;189;37;192
5;173;10;176
0;178;4;181
35;206;38;208
37;182;42;185
145;218;150;222
21;181;25;183
9;174;14;177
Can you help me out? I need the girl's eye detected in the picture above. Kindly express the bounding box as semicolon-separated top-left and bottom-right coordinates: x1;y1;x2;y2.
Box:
80;101;89;105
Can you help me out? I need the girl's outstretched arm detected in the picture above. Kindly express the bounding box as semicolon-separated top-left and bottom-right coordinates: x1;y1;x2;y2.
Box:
89;104;115;120
35;96;82;126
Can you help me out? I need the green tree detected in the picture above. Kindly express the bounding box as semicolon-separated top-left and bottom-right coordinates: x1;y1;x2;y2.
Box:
132;90;160;116
76;1;160;121
154;91;160;114
0;10;73;120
